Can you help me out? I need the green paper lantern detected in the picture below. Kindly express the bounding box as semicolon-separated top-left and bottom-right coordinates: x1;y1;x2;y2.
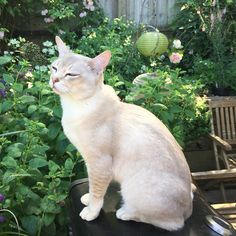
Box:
136;31;169;57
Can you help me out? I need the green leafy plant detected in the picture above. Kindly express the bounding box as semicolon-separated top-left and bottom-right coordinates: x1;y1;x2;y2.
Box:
0;39;85;235
172;0;236;93
0;0;104;45
126;67;210;147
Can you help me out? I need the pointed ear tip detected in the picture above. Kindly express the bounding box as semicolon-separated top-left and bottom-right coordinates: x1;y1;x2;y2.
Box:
105;50;112;57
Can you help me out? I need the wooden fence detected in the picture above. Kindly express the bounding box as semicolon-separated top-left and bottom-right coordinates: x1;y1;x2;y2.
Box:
98;0;177;29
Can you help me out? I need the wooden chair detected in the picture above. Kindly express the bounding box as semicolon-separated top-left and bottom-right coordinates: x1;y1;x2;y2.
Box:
192;97;236;229
192;96;236;181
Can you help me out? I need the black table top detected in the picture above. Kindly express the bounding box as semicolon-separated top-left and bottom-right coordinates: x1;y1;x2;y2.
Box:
69;179;236;236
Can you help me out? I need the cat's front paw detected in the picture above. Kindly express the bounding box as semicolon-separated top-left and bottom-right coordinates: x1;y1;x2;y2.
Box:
80;193;89;206
79;207;100;221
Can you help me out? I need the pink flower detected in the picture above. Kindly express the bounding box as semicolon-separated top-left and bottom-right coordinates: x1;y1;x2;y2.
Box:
83;0;95;11
169;53;183;64
79;12;87;18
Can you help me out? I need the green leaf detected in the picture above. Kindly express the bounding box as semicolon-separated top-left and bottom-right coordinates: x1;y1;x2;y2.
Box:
3;73;14;84
29;158;48;168
22;215;39;235
31;145;49;155
28;104;37;114
66;144;76;152
48;160;60;173
53;105;62;118
20;95;36;104
0;55;12;65
42;213;56;227
65;158;74;170
1;100;13;113
41;89;51;95
40;198;61;214
12;83;23;93
2;156;17;168
185;110;195;118
16;185;40;201
6;143;24;158
39;106;51;114
0;83;5;89
3;171;16;184
48;123;61;140
25;202;42;215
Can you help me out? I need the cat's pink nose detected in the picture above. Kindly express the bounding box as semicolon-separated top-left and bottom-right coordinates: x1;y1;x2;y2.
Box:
52;78;59;84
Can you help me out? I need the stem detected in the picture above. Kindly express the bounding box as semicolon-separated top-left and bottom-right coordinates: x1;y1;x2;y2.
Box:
0;130;26;137
0;209;20;235
0;233;28;236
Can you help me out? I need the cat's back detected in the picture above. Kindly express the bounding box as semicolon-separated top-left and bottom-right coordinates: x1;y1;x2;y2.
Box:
117;102;179;147
113;102;190;181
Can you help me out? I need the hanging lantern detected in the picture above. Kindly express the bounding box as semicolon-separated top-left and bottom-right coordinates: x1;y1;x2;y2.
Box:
136;31;169;57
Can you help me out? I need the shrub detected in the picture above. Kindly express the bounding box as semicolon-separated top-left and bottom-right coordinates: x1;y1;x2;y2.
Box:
172;0;236;92
126;67;210;147
0;39;85;235
74;17;148;81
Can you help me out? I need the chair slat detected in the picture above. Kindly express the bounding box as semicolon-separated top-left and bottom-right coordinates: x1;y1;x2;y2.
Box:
215;108;221;137
220;107;226;139
230;107;236;140
225;107;231;140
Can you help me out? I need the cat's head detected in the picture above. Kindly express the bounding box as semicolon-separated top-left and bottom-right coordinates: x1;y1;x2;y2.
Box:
49;36;111;100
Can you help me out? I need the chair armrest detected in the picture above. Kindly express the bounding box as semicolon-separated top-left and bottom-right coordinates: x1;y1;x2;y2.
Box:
208;134;232;151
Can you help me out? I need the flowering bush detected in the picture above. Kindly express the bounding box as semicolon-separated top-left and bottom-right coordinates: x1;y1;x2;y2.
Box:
0;38;85;235
0;14;211;234
0;0;104;45
172;0;236;93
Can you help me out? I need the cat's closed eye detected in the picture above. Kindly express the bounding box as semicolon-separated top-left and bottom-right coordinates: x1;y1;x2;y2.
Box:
52;66;57;72
65;73;80;77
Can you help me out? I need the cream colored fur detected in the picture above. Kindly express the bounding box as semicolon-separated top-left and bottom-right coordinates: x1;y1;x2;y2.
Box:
50;36;193;231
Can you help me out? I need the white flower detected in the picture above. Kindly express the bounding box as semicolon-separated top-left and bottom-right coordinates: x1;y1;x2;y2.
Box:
58;29;65;35
25;72;33;78
41;9;48;16
173;39;183;49
188;50;193;55
150;61;157;67
89;5;95;11
44;17;54;23
79;12;87;18
165;78;172;84
0;31;4;40
27;82;33;88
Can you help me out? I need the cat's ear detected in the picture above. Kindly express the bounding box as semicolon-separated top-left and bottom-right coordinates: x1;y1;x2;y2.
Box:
55;36;70;57
89;50;111;74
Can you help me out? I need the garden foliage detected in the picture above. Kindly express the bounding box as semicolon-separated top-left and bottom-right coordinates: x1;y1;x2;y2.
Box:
0;2;210;235
173;0;236;91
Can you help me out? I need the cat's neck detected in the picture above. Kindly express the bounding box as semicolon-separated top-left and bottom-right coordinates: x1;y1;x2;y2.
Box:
60;84;119;123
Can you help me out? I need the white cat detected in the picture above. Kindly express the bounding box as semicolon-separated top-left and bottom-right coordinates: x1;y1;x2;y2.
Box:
50;36;193;231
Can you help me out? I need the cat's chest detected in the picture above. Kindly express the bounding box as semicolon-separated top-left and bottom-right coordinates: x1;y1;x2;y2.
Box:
62;120;81;147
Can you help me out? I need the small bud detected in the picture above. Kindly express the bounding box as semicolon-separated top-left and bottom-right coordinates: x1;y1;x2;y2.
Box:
0;215;6;223
0;194;5;202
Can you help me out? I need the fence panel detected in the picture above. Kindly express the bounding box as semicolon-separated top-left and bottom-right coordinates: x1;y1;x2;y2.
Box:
98;0;177;28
